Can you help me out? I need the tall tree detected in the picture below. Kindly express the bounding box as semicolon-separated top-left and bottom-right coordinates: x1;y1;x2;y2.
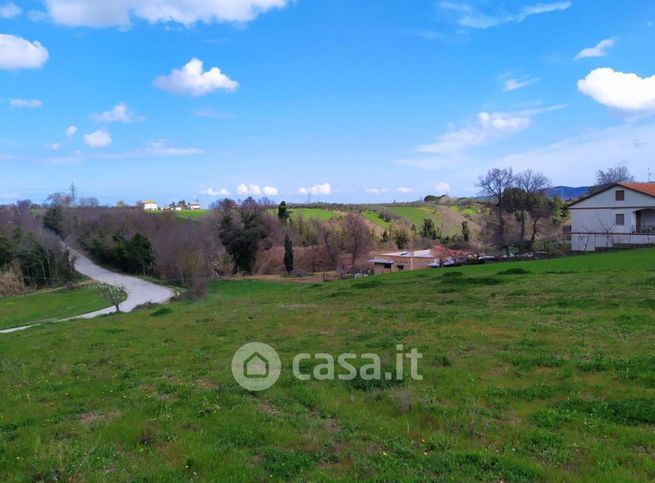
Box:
277;201;290;224
341;213;373;273
596;166;635;186
478;168;514;249
283;234;294;274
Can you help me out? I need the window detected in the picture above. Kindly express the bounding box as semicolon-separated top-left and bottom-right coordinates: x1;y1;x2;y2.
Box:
616;190;625;201
616;214;625;226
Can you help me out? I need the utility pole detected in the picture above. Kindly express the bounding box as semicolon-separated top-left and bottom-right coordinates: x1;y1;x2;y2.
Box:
69;182;77;206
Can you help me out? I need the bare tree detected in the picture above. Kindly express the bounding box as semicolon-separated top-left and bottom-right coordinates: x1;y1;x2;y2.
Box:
96;283;125;312
478;168;514;249
517;170;552;250
79;197;99;207
340;213;373;273
596;166;635;186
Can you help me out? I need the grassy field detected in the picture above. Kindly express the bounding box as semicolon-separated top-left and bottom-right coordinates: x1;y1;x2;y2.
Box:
0;284;110;330
386;205;440;227
1;249;655;480
361;210;391;230
176;210;210;220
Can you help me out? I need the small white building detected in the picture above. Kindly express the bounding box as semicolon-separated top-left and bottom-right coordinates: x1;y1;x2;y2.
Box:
143;200;159;211
189;201;201;211
570;183;655;251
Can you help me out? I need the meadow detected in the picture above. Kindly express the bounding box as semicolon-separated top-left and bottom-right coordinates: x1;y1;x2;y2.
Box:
0;284;109;330
1;249;654;480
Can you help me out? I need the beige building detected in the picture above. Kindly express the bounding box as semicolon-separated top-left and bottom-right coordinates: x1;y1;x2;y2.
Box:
369;246;470;274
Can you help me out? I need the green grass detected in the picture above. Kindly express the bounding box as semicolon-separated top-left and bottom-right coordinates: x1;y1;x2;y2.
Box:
0;284;110;329
361;210;391;229
2;249;655;480
387;205;440;227
176;210;210;220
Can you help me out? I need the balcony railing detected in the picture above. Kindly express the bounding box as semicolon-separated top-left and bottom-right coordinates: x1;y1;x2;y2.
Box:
632;225;655;234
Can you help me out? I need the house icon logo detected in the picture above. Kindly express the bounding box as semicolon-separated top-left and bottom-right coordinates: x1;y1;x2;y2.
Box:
231;342;281;391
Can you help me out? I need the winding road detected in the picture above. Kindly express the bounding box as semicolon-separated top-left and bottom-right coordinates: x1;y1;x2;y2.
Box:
0;247;175;334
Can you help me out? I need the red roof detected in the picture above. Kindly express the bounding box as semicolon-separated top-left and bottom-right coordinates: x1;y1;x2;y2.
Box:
619;183;655;198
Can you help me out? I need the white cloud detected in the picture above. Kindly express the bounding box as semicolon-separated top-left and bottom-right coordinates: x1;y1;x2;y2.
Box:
204;187;230;197
9;98;42;108
575;38;615;60
298;183;332;196
92;103;143;123
503;76;538;92
434;182;452;193
0;3;21;18
0;34;48;70
44;0;288;27
494;123;655;186
396;187;413;193
236;184;275;196
154;58;238;97
262;186;278;196
144;140;204;156
66;125;78;138
365;188;390;194
440;1;571;29
84;129;112;148
416;106;564;156
578;68;655;113
48;142;61;151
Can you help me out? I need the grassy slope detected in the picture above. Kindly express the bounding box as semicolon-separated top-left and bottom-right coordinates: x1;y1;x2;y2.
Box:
176;210;210;220
361;210;391;230
2;250;655;480
386;205;439;226
0;285;110;330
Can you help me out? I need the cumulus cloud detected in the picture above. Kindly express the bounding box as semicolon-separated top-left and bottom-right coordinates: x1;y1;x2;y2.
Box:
298;183;332;196
434;182;452;193
66;125;78;138
440;1;571;29
204;187;230;197
0;3;21;18
0;34;49;70
575;38;615;60
578;68;655;114
154;58;238;97
84;129;112;148
236;184;277;196
9;98;42;108
44;0;288;27
92;103;143;123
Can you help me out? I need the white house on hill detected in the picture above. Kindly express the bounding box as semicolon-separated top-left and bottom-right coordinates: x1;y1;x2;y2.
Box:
570;183;655;251
143;200;159;211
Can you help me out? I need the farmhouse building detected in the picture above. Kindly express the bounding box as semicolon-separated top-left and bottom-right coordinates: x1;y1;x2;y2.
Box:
143;200;158;211
369;245;470;274
569;182;655;251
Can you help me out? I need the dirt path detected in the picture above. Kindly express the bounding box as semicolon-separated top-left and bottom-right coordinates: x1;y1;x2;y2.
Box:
0;248;175;334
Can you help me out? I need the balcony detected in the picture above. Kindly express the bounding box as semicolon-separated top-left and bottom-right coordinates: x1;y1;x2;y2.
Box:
632;225;655;234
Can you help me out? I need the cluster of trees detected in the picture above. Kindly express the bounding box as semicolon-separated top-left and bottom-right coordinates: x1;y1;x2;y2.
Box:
0;202;76;296
478;168;564;252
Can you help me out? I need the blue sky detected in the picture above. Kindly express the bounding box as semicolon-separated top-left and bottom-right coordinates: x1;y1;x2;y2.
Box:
1;0;655;205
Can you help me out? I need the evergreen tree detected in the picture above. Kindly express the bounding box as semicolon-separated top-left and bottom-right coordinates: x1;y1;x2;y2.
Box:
284;234;294;274
278;201;290;224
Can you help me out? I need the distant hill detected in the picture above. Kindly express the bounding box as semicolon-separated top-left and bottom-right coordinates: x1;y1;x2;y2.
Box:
548;186;591;200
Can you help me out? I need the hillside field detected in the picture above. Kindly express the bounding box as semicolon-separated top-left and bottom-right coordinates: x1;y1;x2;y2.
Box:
2;249;654;480
0;284;109;330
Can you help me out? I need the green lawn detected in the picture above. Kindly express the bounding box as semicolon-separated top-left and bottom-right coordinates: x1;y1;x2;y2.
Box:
1;249;655;480
0;284;110;330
